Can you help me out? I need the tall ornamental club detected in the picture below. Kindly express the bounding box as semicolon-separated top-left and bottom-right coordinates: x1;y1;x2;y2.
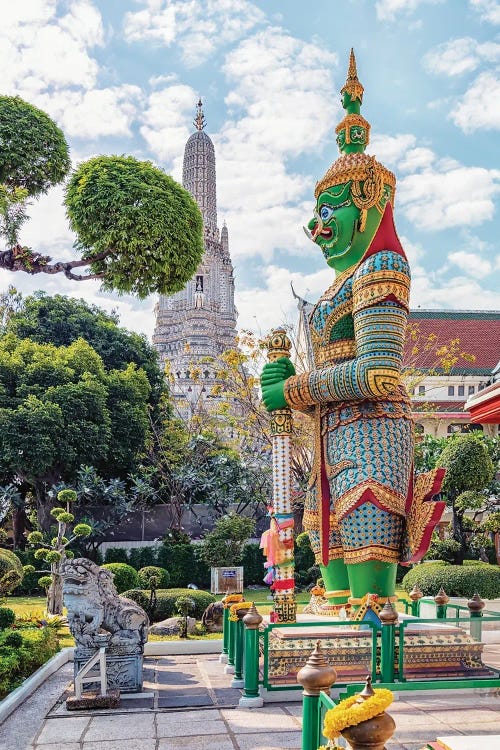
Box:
263;329;297;623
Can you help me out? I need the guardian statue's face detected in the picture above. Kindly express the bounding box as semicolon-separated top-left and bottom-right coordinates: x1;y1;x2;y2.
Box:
305;182;361;269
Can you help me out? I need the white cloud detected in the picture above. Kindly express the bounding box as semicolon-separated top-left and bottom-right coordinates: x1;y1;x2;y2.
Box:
0;0;138;142
423;37;500;76
448;250;493;278
215;28;338;261
410;273;500;309
19;186;75;262
33;85;143;140
123;0;266;67
0;1;103;96
375;0;442;22
399;163;500;230
139;84;198;165
470;0;500;25
449;71;500;132
235;263;330;332
370;134;419;167
370;133;500;231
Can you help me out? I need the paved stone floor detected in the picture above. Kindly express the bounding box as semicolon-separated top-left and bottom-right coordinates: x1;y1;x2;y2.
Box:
1;655;500;750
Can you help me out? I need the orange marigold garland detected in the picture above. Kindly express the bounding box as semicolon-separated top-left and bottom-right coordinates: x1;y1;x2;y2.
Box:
323;689;394;739
229;601;252;621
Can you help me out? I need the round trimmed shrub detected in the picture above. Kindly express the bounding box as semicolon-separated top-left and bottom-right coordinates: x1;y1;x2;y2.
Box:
3;631;23;648
402;562;500;599
425;539;461;564
102;563;139;593
121;589;149;610
138;566;170;589
0;549;24;595
0;549;23;579
0;607;16;630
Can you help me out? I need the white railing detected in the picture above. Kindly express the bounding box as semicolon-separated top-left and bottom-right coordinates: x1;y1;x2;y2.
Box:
74;647;107;699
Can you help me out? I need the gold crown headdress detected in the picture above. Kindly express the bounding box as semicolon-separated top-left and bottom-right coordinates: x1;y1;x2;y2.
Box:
315;49;396;214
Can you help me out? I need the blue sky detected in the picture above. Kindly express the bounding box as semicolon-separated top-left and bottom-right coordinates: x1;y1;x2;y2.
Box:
1;0;499;336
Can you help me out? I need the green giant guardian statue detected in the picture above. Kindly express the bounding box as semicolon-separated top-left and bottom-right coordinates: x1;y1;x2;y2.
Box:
261;51;445;620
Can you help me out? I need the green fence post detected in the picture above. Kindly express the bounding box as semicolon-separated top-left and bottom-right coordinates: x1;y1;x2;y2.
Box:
467;592;485;642
434;587;449;619
409;584;423;618
220;605;229;664
239;604;264;708
297;641;337;750
231;616;245;688
224;617;236;675
380;601;398;684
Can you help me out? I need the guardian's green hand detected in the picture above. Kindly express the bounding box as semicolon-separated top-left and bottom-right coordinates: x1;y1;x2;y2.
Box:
260;357;296;412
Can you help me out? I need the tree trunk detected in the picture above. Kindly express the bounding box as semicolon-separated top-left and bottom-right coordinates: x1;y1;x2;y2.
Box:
46;565;64;615
451;500;466;565
36;485;52;534
12;506;31;549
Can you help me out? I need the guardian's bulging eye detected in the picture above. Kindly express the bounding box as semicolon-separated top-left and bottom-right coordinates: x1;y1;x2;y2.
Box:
320;205;334;222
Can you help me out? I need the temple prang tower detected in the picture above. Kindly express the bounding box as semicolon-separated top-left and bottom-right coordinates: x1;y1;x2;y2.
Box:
153;100;237;414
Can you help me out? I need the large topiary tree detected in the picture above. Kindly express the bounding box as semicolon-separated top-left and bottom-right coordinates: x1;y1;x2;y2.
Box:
0;96;203;295
437;434;495;564
27;489;92;614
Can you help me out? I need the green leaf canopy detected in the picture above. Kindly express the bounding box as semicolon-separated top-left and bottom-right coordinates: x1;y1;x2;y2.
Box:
65;155;204;297
0;96;70;196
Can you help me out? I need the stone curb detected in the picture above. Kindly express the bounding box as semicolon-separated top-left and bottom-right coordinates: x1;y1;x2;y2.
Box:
0;639;222;725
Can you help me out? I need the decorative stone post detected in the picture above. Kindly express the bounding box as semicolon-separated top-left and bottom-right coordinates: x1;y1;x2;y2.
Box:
409;584;423;617
297;641;337;750
379;601;398;684
341;677;396;750
239;604;264;708
467;591;485;642
220;605;229;663
231;605;251;688
224;617;236;675
434;587;449;619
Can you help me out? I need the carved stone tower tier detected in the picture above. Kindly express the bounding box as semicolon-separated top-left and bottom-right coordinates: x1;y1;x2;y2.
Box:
153;100;238;415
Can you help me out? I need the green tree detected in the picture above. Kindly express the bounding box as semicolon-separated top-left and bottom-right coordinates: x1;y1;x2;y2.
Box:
27;489;92;614
437;434;495;563
5;292;163;405
198;513;256;568
0;335;150;532
0;97;203;294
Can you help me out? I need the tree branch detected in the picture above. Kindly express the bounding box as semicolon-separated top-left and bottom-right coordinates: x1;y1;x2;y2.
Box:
0;245;110;282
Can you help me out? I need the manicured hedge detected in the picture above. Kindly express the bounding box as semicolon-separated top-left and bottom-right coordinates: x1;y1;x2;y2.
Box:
0;627;60;698
122;588;216;622
402;562;500;599
102;563;139;593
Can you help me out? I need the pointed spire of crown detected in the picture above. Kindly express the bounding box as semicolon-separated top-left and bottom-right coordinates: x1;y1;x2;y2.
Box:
341;48;364;105
314;49;397;211
335;49;370;156
194;99;206;131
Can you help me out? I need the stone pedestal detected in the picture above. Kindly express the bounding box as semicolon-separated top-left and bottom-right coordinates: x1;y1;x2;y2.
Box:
74;645;144;693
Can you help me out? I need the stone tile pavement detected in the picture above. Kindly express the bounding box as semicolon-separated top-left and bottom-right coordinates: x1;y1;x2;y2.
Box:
1;655;500;750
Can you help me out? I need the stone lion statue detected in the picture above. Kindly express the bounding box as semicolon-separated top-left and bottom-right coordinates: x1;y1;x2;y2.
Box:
61;558;148;649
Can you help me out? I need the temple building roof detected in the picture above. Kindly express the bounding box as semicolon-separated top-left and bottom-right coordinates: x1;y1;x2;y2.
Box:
408;309;500;375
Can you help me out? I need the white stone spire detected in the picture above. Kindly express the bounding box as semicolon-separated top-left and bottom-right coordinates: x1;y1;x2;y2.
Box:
153;100;238;417
182;99;217;230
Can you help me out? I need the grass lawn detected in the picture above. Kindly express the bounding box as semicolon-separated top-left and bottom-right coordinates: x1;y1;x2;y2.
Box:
6;588;410;645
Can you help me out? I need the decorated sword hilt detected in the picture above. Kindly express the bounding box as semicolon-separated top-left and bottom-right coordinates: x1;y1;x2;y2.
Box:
267;328;293;436
267;328;292;363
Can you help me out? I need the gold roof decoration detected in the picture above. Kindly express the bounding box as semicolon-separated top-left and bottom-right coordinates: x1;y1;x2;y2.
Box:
340;48;364;104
